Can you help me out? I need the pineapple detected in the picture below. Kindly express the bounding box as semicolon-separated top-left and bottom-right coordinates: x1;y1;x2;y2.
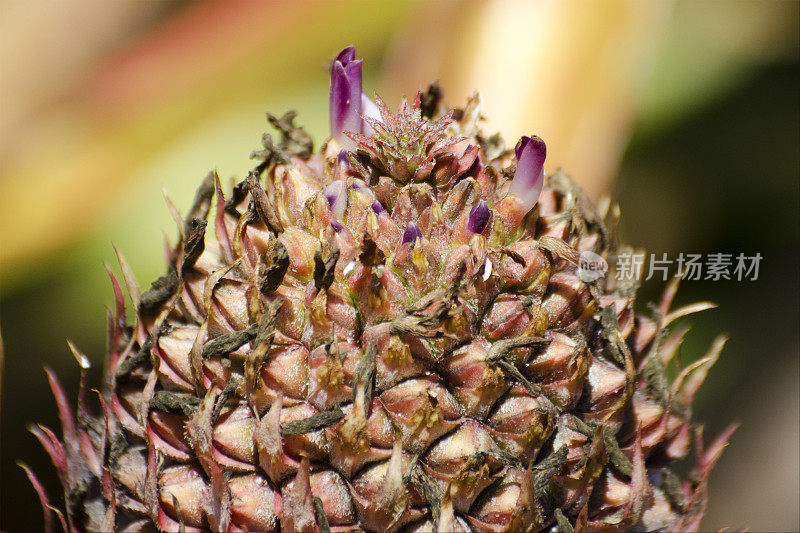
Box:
23;46;736;532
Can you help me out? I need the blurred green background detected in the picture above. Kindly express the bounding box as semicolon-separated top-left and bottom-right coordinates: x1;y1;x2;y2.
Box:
1;1;797;531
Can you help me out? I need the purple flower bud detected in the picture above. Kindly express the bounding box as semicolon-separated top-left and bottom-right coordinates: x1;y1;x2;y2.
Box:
371;200;385;215
402;222;423;247
467;200;491;234
323;180;347;219
331;220;344;233
330;46;363;148
508;135;546;212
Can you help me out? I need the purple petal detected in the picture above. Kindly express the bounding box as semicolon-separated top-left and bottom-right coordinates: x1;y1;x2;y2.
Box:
335;46;356;65
467;200;491;234
509;135;546;212
323;180;347;219
372;200;386;215
402;222;423;246
329;63;350;135
330;48;363;147
331;220;344;232
343;60;362;82
337;149;350;170
371;200;385;214
514;136;532;160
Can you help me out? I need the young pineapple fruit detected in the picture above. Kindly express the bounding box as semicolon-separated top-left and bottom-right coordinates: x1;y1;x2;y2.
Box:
24;46;735;533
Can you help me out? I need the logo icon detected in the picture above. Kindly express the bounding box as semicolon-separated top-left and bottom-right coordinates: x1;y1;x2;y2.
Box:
577;250;608;283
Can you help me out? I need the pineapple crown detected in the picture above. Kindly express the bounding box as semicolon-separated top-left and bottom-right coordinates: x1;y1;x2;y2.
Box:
347;94;462;185
330;45;545;205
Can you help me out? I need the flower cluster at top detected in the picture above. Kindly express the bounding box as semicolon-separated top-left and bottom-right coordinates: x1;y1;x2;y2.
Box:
328;46;547;218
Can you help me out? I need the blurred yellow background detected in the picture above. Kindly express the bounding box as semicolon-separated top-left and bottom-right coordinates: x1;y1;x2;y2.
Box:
1;1;797;531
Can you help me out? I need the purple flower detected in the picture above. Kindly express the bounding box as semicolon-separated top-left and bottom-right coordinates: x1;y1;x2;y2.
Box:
508;135;546;212
323;180;347;219
402;222;423;247
329;47;382;149
371;200;385;215
330;46;364;148
331;220;344;233
467;200;491;234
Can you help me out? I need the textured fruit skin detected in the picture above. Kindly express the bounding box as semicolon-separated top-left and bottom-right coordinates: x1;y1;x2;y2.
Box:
26;89;735;533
